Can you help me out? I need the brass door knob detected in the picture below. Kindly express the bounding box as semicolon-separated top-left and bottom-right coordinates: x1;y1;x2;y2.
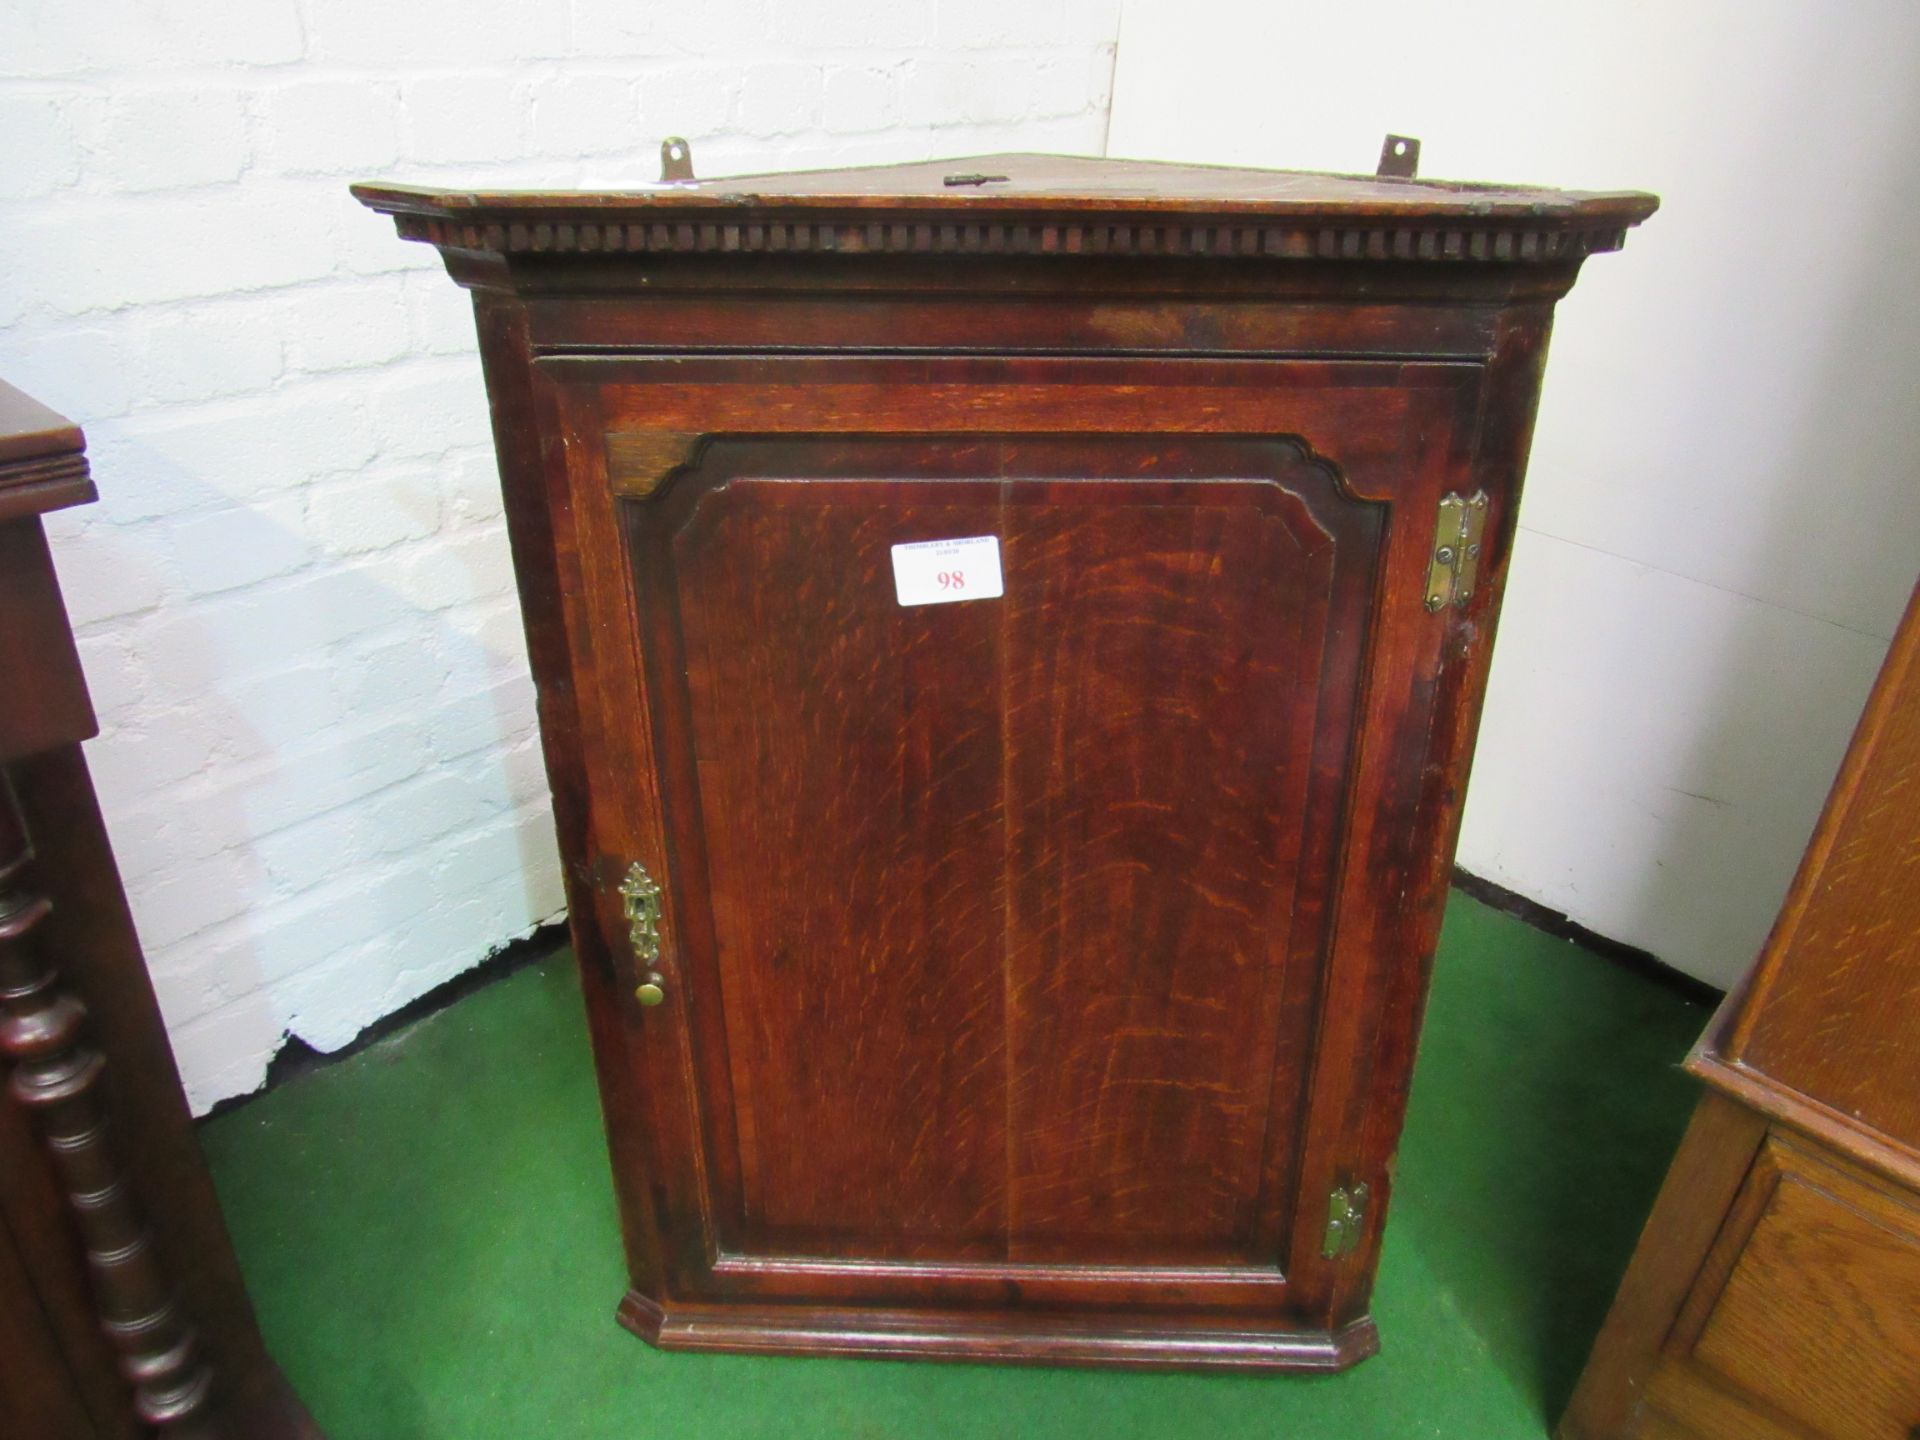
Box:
635;972;666;1007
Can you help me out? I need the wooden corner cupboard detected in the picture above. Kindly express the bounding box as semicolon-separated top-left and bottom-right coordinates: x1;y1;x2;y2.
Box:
1560;579;1920;1440
355;150;1656;1372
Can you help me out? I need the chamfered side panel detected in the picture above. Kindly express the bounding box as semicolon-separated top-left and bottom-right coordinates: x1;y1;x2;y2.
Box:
631;434;1383;1278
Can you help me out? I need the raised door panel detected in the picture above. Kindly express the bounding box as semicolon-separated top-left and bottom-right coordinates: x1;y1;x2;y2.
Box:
642;435;1378;1282
543;356;1477;1320
1656;1138;1920;1440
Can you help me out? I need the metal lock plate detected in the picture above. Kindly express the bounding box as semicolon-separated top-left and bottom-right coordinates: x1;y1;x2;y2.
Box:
620;863;667;1006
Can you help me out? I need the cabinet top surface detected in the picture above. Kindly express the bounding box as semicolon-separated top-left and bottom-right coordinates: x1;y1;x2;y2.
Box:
353;151;1656;264
0;378;94;523
0;380;83;468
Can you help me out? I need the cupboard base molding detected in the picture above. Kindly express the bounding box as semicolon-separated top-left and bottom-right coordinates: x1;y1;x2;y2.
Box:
618;1291;1378;1373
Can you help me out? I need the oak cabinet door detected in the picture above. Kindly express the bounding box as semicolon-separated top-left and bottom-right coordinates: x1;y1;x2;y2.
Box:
542;355;1481;1338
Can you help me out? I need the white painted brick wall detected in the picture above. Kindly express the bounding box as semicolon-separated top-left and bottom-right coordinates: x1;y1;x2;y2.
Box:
0;0;1121;1113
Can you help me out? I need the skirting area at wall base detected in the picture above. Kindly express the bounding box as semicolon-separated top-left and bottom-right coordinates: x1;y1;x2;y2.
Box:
198;920;570;1122
1451;868;1721;1007
617;1291;1379;1373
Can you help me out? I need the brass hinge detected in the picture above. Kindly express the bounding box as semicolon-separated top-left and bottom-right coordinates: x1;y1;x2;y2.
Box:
1322;1181;1371;1260
1424;491;1489;612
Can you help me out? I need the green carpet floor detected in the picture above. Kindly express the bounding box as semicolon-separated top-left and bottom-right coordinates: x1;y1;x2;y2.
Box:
200;889;1710;1439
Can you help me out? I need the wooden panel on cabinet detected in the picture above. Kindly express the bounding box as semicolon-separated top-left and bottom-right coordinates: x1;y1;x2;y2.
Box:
1678;1141;1920;1439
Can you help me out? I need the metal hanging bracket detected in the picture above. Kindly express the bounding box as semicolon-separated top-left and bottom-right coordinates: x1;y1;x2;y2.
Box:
659;136;696;183
1376;134;1421;179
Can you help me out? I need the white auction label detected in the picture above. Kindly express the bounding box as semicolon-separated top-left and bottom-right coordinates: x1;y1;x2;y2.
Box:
889;535;1004;608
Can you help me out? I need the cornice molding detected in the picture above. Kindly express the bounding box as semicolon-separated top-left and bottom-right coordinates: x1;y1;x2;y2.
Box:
384;210;1633;266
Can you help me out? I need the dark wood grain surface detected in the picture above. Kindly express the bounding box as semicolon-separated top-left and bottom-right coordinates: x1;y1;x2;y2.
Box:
643;435;1379;1275
364;150;1653;1370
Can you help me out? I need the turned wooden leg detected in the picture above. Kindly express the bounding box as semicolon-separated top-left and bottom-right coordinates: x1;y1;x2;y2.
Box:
0;771;222;1440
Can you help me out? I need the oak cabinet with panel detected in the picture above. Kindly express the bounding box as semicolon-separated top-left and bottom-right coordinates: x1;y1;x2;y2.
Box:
357;151;1655;1370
